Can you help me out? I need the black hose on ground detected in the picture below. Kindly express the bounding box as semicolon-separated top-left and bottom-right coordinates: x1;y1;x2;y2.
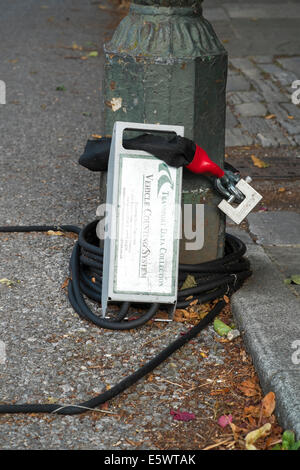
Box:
0;221;251;415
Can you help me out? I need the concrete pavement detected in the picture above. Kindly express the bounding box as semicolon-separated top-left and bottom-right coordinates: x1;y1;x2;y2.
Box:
229;213;300;438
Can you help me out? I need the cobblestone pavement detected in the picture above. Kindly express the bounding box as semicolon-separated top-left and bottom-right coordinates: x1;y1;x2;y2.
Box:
202;1;300;148
225;56;300;147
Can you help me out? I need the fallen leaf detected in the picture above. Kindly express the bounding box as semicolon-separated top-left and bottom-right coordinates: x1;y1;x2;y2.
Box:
244;405;261;419
61;277;70;289
0;278;14;287
125;438;143;447
284;274;300;285
47;397;58;404
88;51;98;57
281;430;300;450
214;318;232;337
229;422;242;441
278;187;286;192
91;134;102;139
170;410;195;422
218;414;233;428
100;402;109;410
262;391;276;418
251;155;270;168
180;274;197;290
210;388;231;396
287;115;294;120
72;42;83;51
47;230;65;236
105;97;122;112
265;114;276;120
245;423;271;450
238;378;260;397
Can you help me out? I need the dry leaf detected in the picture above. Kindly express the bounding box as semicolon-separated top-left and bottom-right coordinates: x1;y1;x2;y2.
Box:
287;115;294;120
229;422;242;441
278;187;286;192
251;155;270;168
244;405;261;418
210;388;231;396
261;391;276;418
245;423;271;450
91;134;102;139
238;378;260;397
61;277;70;289
72;42;83;51
265;114;276;120
47;230;65;236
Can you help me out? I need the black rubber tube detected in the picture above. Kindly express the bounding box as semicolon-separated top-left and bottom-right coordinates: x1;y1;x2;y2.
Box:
0;222;251;415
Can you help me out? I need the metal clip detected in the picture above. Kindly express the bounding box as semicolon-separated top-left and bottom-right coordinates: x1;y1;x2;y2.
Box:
218;177;262;224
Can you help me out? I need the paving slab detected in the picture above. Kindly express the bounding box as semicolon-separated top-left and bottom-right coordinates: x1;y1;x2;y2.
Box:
226;108;238;128
256;63;298;87
238;116;291;146
264;246;300;297
230;58;262;80
267;103;300;137
227;91;263;106
247;211;300;246
276;57;300;77
226;75;251;92
251;55;274;64
225;128;254;147
235;102;267;117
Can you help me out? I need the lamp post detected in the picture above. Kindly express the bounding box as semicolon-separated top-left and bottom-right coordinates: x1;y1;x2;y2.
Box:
103;0;228;263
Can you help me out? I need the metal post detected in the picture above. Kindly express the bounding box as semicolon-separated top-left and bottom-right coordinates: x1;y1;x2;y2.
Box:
103;0;227;263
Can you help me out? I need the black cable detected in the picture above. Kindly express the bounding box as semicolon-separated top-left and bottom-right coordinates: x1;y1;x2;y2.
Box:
0;221;251;415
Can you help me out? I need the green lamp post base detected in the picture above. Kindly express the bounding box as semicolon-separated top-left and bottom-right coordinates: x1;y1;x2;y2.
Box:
103;1;228;263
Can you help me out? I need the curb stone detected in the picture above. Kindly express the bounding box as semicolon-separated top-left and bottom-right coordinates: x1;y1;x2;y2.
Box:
231;243;300;438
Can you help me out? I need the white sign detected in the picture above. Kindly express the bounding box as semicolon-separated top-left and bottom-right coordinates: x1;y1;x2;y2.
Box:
114;154;180;296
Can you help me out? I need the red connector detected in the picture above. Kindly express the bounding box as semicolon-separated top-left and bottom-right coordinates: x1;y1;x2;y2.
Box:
186;145;225;179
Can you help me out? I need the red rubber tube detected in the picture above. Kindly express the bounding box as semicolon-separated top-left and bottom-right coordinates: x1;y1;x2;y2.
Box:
186;145;225;178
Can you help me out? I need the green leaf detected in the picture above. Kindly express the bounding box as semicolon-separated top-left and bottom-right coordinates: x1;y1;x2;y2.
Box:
180;274;197;290
271;444;282;450
284;275;300;285
213;318;232;337
282;430;295;450
88;51;98;57
0;278;14;287
290;274;300;285
56;85;66;91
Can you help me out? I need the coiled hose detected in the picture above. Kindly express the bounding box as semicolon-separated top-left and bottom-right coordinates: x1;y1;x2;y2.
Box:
0;221;251;415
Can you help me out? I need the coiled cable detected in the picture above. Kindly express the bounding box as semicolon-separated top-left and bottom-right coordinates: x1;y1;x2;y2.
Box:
0;221;251;414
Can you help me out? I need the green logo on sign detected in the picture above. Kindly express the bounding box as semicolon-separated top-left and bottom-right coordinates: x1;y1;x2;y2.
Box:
157;162;174;195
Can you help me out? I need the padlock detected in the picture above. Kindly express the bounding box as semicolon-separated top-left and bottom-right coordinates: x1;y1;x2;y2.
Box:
218;177;262;224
